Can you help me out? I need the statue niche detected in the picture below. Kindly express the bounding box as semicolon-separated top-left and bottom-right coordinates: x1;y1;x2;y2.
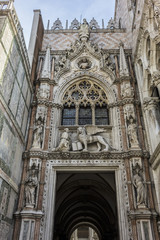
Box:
78;18;90;42
126;115;139;149
132;163;147;208
31;116;44;149
24;163;39;208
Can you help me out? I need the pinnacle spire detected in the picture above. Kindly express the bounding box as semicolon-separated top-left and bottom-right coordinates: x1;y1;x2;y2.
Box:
41;46;51;79
119;41;129;77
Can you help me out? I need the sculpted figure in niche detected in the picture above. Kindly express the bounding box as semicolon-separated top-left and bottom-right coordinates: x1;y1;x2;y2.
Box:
24;164;38;207
121;82;134;98
127;115;139;148
32;116;44;149
78;58;91;69
79;18;90;42
53;128;70;151
37;85;50;99
154;5;160;29
77;126;109;152
132;163;147;207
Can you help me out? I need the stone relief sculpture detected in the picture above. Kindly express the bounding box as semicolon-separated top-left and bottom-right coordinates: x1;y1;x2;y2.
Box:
78;18;90;42
24;163;39;208
132;163;147;207
52;128;70;151
32;116;44;149
103;53;115;71
37;84;50;99
77;126;109;152
127;115;139;148
121;82;134;98
154;4;160;30
78;58;92;69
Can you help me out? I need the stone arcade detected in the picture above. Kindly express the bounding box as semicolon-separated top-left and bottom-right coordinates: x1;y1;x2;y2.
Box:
0;0;160;240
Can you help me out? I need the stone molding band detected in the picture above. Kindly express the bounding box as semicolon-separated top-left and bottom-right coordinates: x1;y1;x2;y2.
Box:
23;150;150;160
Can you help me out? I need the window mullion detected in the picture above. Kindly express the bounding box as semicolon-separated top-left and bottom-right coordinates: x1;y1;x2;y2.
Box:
91;104;95;125
75;103;79;125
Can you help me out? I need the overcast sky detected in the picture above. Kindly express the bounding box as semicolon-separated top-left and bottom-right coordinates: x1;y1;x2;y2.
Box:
14;0;115;48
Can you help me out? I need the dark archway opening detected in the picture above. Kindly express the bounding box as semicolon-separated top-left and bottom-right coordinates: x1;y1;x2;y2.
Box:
53;172;119;240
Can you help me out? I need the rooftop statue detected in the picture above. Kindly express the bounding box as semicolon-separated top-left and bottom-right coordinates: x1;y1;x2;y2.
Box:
78;18;90;42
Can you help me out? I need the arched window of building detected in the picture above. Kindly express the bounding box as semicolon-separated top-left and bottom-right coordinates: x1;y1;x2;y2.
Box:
62;80;109;126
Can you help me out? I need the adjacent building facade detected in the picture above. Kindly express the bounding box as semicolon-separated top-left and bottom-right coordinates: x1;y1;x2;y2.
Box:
0;0;160;239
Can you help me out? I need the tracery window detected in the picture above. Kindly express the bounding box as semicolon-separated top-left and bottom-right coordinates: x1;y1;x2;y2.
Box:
62;80;109;125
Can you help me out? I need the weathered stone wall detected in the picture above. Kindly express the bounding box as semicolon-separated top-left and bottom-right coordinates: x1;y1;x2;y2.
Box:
0;5;32;239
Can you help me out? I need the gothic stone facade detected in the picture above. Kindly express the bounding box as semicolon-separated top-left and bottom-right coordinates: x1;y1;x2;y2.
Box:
0;0;160;240
0;1;32;239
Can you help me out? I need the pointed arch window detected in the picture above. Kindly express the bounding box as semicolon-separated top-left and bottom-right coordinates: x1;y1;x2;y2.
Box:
62;80;109;126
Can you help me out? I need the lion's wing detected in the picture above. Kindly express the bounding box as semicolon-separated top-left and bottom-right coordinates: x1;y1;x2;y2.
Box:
85;126;106;135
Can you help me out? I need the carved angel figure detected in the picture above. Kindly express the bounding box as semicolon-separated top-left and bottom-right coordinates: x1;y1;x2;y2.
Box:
77;126;109;152
132;163;147;207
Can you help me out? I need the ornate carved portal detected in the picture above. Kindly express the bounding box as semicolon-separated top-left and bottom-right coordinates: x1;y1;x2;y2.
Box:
14;17;158;240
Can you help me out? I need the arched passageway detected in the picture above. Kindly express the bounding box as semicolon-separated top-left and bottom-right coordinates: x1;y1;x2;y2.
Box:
53;172;119;240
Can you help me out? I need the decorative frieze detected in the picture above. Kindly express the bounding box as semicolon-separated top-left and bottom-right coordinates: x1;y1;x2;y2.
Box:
23;149;149;160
